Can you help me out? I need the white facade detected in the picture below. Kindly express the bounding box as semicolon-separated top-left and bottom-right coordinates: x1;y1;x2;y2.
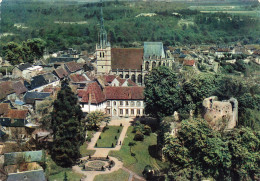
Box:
80;102;107;113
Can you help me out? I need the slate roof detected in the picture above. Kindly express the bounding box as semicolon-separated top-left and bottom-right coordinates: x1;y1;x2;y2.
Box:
16;63;32;71
65;62;83;73
4;150;45;165
7;169;45;181
144;42;166;59
24;92;51;104
104;87;144;100
0;118;28;127
53;67;68;79
29;73;58;90
111;48;143;70
69;74;87;82
78;82;106;104
49;57;78;63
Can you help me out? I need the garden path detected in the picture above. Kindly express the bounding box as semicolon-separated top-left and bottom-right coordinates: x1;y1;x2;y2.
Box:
72;118;144;181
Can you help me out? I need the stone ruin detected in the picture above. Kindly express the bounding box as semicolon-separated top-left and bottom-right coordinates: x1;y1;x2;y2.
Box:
202;96;238;131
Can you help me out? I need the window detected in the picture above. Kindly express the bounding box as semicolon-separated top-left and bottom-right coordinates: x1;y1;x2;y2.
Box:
107;101;110;106
107;109;110;115
137;109;140;115
126;101;129;106
114;101;117;106
120;109;123;115
126;109;129;115
120;101;123;106
136;101;141;107
131;109;135;115
103;52;105;57
130;101;135;107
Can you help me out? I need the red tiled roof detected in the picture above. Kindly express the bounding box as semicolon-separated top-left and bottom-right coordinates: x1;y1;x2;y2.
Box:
12;81;27;95
126;79;137;86
54;67;68;79
183;60;195;66
65;62;83;73
104;87;144;100
111;48;143;70
104;75;117;84
217;48;230;52
253;50;260;55
78;82;106;104
0;103;10;116
6;109;28;119
69;74;88;82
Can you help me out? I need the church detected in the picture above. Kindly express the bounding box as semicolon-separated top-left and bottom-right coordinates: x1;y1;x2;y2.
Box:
96;1;175;85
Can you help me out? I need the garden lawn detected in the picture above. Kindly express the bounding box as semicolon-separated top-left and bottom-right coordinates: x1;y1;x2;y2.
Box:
80;142;95;157
96;126;122;148
45;155;84;181
109;126;169;176
93;169;129;181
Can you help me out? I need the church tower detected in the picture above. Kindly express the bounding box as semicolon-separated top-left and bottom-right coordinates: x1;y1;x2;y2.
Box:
96;0;111;74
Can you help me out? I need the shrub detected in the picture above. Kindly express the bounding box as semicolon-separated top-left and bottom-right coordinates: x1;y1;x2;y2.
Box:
134;131;144;141
120;123;122;126
95;143;97;147
144;125;152;135
99;136;101;139
117;129;120;133
115;136;117;140
111;143;114;147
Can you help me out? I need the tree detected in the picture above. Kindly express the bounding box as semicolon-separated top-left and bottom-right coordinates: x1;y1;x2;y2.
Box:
85;111;110;130
163;119;260;180
51;80;85;167
142;165;154;179
3;42;23;65
25;38;46;60
144;66;181;120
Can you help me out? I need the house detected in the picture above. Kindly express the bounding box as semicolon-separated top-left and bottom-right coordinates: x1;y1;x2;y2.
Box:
4;150;46;181
69;74;88;83
0;81;28;102
7;169;46;181
12;63;32;79
78;82;145;117
104;86;145;117
0;109;30;140
0;103;10;117
27;73;59;92
24;92;51;110
78;82;106;113
22;66;43;80
215;48;231;58
65;61;84;74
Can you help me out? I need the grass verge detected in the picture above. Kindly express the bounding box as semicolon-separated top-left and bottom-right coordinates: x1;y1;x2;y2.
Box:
93;169;129;181
45;155;84;181
109;126;169;176
96;126;122;148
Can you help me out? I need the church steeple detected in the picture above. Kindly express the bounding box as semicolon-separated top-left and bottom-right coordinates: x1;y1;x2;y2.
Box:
99;0;109;48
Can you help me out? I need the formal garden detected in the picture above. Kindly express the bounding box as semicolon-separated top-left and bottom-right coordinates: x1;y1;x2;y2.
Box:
95;126;123;148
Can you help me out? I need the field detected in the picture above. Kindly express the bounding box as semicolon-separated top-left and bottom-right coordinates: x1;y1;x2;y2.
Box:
189;5;260;17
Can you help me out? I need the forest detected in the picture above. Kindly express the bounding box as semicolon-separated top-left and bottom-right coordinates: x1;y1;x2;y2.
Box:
0;0;259;53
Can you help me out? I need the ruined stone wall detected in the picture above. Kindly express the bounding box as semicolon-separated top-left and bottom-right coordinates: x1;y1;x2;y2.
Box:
203;96;238;131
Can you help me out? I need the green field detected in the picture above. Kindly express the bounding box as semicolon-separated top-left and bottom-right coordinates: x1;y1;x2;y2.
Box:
96;126;123;148
109;126;169;176
93;169;130;181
